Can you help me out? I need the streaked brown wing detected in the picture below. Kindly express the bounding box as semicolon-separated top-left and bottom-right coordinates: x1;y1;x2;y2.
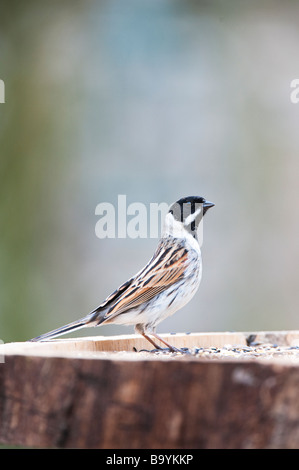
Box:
94;278;133;310
101;244;188;321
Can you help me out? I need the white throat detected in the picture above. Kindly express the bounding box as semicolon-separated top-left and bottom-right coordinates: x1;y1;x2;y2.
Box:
162;212;200;252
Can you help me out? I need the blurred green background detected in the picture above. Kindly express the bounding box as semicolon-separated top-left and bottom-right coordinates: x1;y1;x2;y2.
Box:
1;0;299;343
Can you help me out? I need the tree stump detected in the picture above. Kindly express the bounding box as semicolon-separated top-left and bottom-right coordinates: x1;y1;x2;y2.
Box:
1;331;299;448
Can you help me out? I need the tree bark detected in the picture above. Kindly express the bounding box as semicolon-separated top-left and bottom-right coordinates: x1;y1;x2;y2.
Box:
0;332;299;448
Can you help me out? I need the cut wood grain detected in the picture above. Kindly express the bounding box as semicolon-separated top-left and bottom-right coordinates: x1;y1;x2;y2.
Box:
2;330;299;358
0;331;248;357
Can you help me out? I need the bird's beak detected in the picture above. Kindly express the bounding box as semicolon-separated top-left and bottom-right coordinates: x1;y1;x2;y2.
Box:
203;200;215;209
203;200;215;214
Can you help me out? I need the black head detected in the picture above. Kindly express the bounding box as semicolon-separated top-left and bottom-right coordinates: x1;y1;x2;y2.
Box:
168;196;214;236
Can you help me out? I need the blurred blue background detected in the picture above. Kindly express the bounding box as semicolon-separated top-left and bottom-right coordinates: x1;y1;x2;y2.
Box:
1;0;299;342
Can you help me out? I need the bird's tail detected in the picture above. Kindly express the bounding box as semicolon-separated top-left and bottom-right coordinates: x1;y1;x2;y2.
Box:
29;315;97;342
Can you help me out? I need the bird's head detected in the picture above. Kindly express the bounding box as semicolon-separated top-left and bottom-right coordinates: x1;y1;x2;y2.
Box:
166;196;215;239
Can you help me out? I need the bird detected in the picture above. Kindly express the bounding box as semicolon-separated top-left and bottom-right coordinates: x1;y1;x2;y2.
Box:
30;196;214;351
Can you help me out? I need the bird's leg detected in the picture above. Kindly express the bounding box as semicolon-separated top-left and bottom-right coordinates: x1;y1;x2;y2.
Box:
141;332;162;350
150;332;181;353
136;324;180;352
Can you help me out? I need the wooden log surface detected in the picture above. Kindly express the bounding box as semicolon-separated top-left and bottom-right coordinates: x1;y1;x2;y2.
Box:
1;331;299;449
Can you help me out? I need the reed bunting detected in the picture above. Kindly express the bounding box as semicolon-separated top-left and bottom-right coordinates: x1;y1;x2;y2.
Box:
30;196;214;351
